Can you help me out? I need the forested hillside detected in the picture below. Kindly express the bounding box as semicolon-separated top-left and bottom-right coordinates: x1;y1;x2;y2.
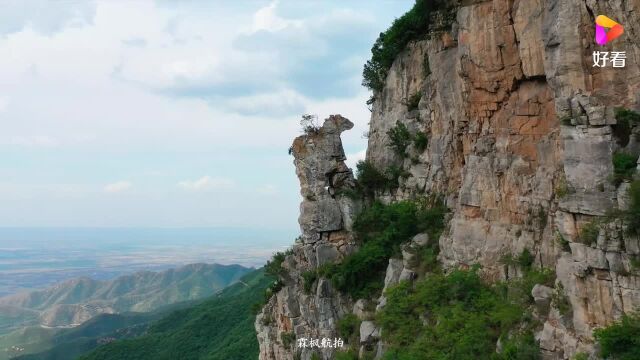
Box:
74;269;272;360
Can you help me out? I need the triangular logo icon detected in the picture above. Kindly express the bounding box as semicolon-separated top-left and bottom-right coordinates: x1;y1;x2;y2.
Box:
595;15;624;45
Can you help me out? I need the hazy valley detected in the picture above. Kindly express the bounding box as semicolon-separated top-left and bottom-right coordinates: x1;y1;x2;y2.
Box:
0;262;254;359
0;227;292;296
0;227;291;359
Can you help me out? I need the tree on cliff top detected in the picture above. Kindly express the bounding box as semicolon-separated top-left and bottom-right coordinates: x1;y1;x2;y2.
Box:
362;0;448;93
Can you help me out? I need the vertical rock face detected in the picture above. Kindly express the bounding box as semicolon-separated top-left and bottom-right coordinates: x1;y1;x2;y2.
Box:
257;1;640;359
256;115;359;360
365;0;640;358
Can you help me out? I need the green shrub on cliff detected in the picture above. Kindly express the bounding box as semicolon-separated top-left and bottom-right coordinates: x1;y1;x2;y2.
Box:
387;121;412;156
378;268;541;360
325;198;446;299
354;161;408;196
414;131;429;152
615;108;640;124
337;314;361;345
334;350;359;360
626;180;640;236
362;0;449;93
594;313;640;360
264;251;287;277
404;92;422;111
613;108;640;146
355;161;389;196
578;221;600;245
612;152;638;186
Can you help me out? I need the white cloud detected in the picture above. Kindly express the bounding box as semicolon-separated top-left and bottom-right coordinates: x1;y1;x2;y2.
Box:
224;89;305;116
178;176;235;191
0;96;8;112
104;181;132;193
345;149;366;170
1;135;58;147
251;1;302;33
257;184;278;195
0;0;96;36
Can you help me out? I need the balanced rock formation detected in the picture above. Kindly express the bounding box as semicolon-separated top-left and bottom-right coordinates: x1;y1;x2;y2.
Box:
256;115;360;360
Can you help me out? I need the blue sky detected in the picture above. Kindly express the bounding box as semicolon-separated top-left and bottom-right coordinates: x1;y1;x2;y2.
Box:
0;0;413;231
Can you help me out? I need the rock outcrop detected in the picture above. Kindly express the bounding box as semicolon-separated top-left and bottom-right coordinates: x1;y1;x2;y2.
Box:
257;1;640;359
256;115;360;360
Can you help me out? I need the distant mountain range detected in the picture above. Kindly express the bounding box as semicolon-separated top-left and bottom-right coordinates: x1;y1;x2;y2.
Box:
8;269;272;360
0;263;251;359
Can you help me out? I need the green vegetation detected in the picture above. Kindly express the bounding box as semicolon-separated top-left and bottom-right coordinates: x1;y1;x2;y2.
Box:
320;198;447;299
413;131;429;152
335;350;359;360
386;121;430;157
252;250;291;313
404;92;422;111
264;250;289;277
594;313;640;360
613;108;640;146
422;53;431;77
302;270;318;294
362;0;449;92
385;165;410;184
351;157;420;198
355;161;391;196
2;264;251;360
551;283;571;316
498;268;555;307
578;221;600;245
10;311;162;360
300;113;321;135
378;267;545;360
387;121;412;156
615;108;640;124
500;249;535;272
353;161;408;197
556;232;571;253
251;278;284;316
625;180;640;236
535;206;548;230
572;353;588;360
281;332;296;348
554;176;572;198
612;152;638;186
78;269;273;360
337;314;361;345
560;115;574;126
497;332;541;360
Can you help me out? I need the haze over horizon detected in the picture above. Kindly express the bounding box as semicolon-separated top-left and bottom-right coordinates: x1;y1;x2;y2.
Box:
0;226;295;296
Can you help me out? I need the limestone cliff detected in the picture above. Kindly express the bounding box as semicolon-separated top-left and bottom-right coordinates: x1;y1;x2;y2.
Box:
257;0;640;359
256;115;360;360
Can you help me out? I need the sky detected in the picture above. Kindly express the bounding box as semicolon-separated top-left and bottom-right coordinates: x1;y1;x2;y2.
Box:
0;0;413;231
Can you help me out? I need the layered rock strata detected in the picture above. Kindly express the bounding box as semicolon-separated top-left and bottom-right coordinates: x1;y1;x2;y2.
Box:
258;0;640;359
